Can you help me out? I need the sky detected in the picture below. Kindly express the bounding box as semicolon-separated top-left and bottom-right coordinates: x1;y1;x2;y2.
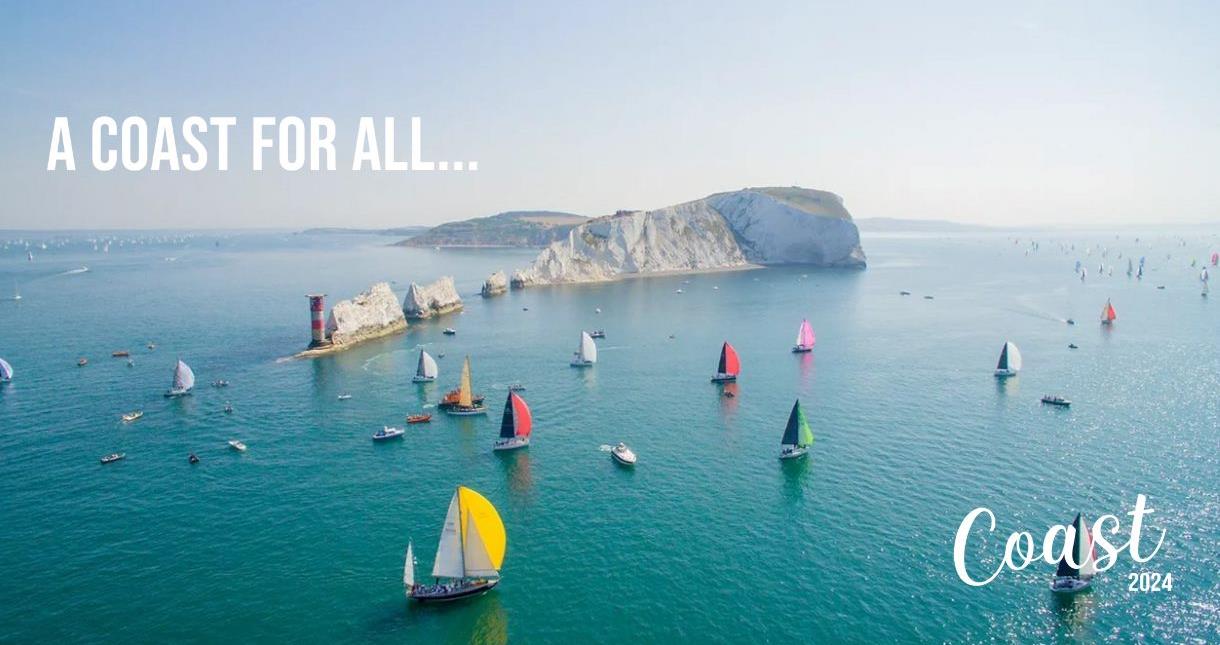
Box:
2;0;1218;229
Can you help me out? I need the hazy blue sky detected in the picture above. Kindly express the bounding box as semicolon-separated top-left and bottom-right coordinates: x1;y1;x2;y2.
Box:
2;1;1218;229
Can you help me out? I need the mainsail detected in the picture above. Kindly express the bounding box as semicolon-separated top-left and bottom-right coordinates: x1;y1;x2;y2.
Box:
780;400;814;447
172;360;195;391
0;357;12;381
432;493;465;578
499;392;532;439
717;342;740;376
416;350;439;379
576;331;597;363
1101;299;1117;323
796;319;815;349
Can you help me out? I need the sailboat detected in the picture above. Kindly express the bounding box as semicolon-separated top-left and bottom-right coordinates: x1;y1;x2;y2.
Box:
404;486;506;602
994;341;1022;377
710;341;740;383
413;349;439;383
444;356;486;415
570;331;597;367
1126;258;1133;276
792;319;815;353
779;399;814;459
1100;299;1117;325
164;359;195;397
1050;513;1097;593
0;357;12;383
492;392;532;451
1201;267;1210;283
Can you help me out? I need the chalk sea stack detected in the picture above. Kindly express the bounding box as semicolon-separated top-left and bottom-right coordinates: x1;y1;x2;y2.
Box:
481;271;508;298
297;282;406;357
402;276;464;319
511;187;865;287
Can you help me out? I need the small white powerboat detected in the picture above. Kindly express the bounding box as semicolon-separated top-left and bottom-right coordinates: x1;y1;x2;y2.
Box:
228;440;247;452
443;328;457;336
100;452;126;464
337;394;353;400
611;443;636;466
373;426;405;441
121;411;144;423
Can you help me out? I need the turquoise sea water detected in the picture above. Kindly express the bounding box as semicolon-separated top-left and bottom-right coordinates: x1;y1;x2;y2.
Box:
1;230;1217;643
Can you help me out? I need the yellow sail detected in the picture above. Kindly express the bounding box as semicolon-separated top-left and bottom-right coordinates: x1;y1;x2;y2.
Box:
457;486;506;571
459;356;473;408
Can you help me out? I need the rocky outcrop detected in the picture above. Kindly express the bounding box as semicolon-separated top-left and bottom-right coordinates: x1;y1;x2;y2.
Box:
402;276;464;319
297;282;406;357
511;187;865;287
481;271;508;297
510;270;530;290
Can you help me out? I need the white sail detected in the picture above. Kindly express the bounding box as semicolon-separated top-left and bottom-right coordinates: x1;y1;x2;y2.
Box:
462;513;499;578
173;360;195;391
577;331;597;363
403;541;416;590
418;350;439;379
1006;343;1023;372
431;492;465;578
0;357;12;381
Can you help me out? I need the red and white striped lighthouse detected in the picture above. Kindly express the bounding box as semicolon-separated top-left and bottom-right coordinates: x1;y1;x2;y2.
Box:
306;294;329;347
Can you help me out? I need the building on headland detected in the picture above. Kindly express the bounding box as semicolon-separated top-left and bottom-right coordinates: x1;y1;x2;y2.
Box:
306;294;332;349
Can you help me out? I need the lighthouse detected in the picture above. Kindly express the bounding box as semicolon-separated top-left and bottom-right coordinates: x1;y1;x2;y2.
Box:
306;294;330;348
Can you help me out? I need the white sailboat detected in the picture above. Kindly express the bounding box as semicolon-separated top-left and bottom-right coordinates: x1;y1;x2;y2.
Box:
412;350;439;383
164;359;195;397
570;331;597;367
0;357;12;383
994;341;1022;377
1050;513;1097;593
405;486;506;602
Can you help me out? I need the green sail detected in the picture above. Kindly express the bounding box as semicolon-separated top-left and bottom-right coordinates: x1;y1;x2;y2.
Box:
782;400;814;447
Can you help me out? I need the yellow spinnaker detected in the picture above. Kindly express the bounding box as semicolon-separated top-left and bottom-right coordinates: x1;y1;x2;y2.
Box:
458;486;506;570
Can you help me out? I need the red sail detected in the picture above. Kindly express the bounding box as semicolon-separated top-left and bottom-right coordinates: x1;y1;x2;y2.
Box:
510;392;532;437
1104;302;1117;322
718;342;741;376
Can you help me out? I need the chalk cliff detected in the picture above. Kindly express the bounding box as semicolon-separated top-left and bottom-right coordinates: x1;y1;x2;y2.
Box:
402;276;464;319
297;282;406;357
481;271;508;297
511;187;865;287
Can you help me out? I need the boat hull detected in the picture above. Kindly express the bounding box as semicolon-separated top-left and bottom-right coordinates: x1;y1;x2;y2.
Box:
373;432;405;441
164;389;193;398
1050;577;1092;594
493;437;529;451
445;406;487;416
994;369;1018;377
570;361;594;368
791;346;813;354
710;374;737;383
779;446;808;460
412;376;436;383
611;451;636;466
410;578;499;603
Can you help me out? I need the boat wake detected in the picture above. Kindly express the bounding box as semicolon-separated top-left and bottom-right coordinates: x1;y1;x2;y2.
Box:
598;444;614;452
60;266;90;275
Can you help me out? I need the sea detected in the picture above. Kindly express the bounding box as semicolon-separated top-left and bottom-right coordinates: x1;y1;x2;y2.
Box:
0;228;1217;643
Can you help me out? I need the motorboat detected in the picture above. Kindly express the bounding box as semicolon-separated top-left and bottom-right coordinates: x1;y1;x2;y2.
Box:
1041;395;1071;407
212;380;230;388
224;403;233;414
443;328;457;336
100;453;126;464
374;426;405;441
492;392;532;451
1066;318;1075;325
337;394;353;400
188;453;199;464
77;358;89;367
1068;343;1079;349
228;440;247;452
111;350;130;358
121;411;144;423
899;291;911;296
407;414;432;424
611;443;637;466
589;330;606;339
